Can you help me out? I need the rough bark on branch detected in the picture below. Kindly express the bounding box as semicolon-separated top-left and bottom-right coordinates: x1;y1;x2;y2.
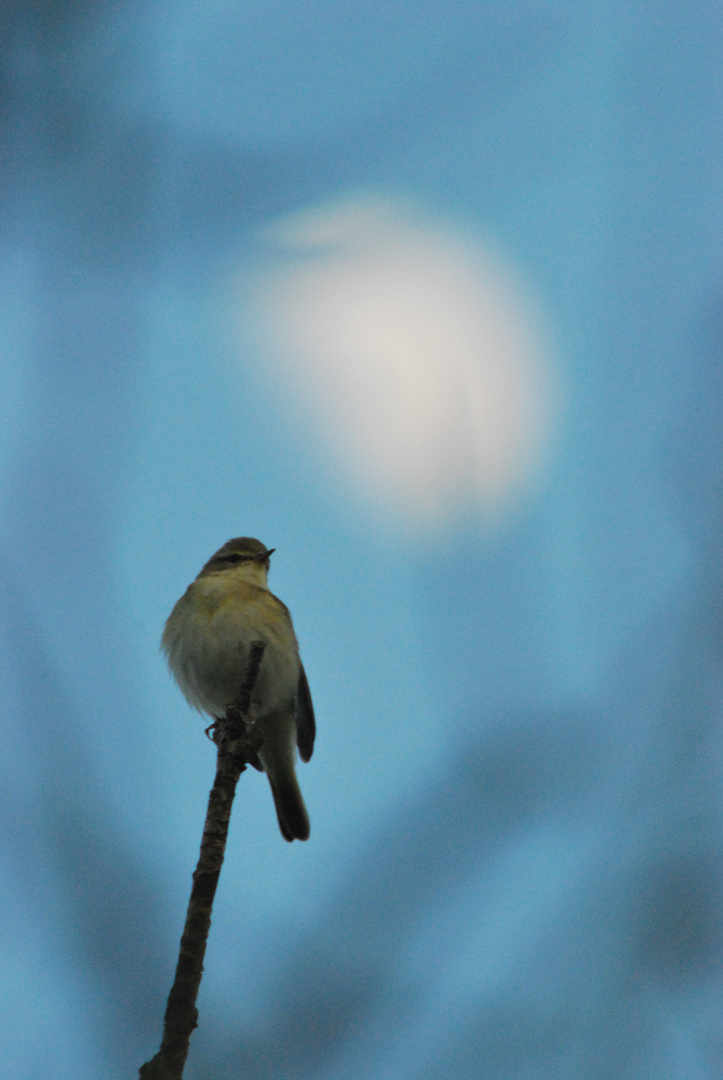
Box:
139;641;267;1080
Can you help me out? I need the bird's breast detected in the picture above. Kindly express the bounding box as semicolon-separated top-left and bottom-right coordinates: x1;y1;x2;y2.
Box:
163;576;300;719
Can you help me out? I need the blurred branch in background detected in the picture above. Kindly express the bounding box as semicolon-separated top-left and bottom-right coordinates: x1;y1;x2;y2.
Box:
0;564;170;1067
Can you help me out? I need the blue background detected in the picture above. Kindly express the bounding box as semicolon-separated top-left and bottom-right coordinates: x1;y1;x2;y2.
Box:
1;2;722;1077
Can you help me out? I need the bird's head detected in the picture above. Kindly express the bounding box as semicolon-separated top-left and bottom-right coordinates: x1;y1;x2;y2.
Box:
196;537;276;585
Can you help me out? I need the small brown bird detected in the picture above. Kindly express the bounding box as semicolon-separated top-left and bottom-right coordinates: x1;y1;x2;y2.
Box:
161;538;315;841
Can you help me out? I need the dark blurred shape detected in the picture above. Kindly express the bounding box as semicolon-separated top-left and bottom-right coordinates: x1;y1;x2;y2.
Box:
635;850;723;982
0;566;170;1065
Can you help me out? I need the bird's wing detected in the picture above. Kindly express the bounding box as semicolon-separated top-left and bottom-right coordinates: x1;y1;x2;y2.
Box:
295;664;316;762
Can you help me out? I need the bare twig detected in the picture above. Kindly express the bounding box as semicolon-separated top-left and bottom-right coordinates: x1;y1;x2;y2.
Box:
139;641;267;1080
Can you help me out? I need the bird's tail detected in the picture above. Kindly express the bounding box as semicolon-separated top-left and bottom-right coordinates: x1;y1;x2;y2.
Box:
258;715;311;842
267;771;310;841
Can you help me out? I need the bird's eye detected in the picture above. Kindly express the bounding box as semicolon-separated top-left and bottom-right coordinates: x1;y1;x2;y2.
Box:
225;553;245;564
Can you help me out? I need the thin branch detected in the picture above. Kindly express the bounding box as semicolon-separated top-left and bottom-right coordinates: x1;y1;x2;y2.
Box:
139;641;267;1080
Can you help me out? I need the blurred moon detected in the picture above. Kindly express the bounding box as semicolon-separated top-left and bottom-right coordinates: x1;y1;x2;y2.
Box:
242;192;559;533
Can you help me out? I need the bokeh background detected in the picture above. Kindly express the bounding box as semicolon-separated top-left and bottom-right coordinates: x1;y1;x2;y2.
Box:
2;2;723;1077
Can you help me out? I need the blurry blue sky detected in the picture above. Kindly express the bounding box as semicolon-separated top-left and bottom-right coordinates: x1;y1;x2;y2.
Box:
1;2;722;1078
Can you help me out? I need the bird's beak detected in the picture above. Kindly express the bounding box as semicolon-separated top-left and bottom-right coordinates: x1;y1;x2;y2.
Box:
254;548;275;562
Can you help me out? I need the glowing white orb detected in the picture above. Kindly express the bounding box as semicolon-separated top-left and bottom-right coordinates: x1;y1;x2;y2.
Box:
243;192;558;532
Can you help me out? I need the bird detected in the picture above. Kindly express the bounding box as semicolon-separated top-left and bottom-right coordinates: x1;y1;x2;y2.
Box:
161;537;315;841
